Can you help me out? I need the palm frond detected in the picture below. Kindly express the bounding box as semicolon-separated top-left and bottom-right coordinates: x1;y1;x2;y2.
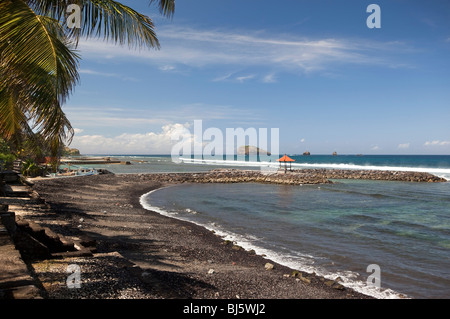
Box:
26;0;162;49
1;0;176;152
84;0;160;49
0;88;28;143
149;0;175;18
34;100;74;144
0;0;80;104
0;0;78;144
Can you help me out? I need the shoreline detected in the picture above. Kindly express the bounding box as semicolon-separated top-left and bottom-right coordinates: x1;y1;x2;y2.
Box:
23;172;379;299
138;184;405;299
7;167;442;299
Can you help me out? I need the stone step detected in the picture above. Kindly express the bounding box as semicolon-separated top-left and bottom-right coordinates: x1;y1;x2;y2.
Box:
2;185;31;197
0;197;41;206
0;223;8;236
0;171;19;183
0;211;16;234
16;218;77;253
0;221;42;298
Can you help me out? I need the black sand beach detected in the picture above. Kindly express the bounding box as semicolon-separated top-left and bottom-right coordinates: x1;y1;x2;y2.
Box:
25;173;375;299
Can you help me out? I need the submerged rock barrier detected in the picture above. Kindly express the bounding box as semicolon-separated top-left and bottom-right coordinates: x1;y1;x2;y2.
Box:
135;168;446;185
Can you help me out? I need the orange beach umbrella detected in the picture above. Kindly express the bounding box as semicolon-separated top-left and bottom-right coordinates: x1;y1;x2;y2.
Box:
277;154;295;171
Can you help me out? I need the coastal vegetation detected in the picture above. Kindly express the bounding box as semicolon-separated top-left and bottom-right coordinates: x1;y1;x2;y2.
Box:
0;0;175;169
0;136;79;175
0;138;16;170
61;146;80;157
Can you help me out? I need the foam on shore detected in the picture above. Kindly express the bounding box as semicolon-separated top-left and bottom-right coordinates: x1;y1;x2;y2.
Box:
140;186;405;299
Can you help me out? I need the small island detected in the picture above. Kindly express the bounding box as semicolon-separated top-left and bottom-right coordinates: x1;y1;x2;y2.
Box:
237;145;271;156
61;146;81;156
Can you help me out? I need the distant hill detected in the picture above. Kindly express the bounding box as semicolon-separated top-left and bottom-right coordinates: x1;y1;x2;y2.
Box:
62;146;81;156
237;145;271;156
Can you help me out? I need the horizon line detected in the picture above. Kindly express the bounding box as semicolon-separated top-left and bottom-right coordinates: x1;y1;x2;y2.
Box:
76;153;450;157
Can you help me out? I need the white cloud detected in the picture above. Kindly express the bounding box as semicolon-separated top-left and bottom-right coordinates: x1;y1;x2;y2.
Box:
371;145;380;151
71;123;197;154
65;103;259;128
65;108;169;128
79;68;138;82
76;25;411;75
79;69;117;77
213;72;276;84
64;103;265;142
300;138;305;143
398;143;410;149
236;74;255;83
424;140;450;146
262;73;277;83
73;128;84;134
213;72;261;83
159;65;176;71
212;72;234;82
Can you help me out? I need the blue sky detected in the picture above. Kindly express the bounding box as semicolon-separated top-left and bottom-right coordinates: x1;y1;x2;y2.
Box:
66;0;450;155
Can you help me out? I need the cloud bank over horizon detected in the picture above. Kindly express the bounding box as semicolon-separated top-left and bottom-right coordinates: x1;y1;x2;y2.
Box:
71;123;193;155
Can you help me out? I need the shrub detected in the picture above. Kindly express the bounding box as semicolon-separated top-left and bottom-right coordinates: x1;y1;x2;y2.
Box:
0;153;16;170
21;159;46;177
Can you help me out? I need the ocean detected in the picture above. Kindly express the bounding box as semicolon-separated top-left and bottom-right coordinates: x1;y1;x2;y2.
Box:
84;154;450;298
92;154;450;181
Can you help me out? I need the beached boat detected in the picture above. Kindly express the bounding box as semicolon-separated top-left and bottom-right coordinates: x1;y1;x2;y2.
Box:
75;167;98;176
47;167;98;178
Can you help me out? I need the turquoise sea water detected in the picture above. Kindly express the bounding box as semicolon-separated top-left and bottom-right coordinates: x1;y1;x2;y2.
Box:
142;181;450;299
84;154;450;298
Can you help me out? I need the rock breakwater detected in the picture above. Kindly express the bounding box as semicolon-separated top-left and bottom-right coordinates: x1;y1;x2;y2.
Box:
136;169;331;185
134;168;446;185
315;168;446;182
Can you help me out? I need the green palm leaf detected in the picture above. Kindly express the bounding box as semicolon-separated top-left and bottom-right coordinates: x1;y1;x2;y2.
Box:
150;0;175;18
1;0;175;159
26;0;175;49
0;88;28;142
0;0;80;101
0;0;78;148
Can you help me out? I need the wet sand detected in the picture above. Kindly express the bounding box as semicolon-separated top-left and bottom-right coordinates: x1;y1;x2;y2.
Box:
28;173;372;299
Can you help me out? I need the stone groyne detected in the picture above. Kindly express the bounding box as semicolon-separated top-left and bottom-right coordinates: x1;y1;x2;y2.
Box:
318;168;447;183
134;168;447;185
136;169;330;185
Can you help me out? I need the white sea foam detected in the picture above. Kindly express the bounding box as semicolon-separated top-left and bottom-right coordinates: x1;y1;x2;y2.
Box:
139;186;406;299
179;157;450;181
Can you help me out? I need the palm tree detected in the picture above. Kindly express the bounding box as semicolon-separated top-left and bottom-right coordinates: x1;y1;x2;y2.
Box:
0;0;175;161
